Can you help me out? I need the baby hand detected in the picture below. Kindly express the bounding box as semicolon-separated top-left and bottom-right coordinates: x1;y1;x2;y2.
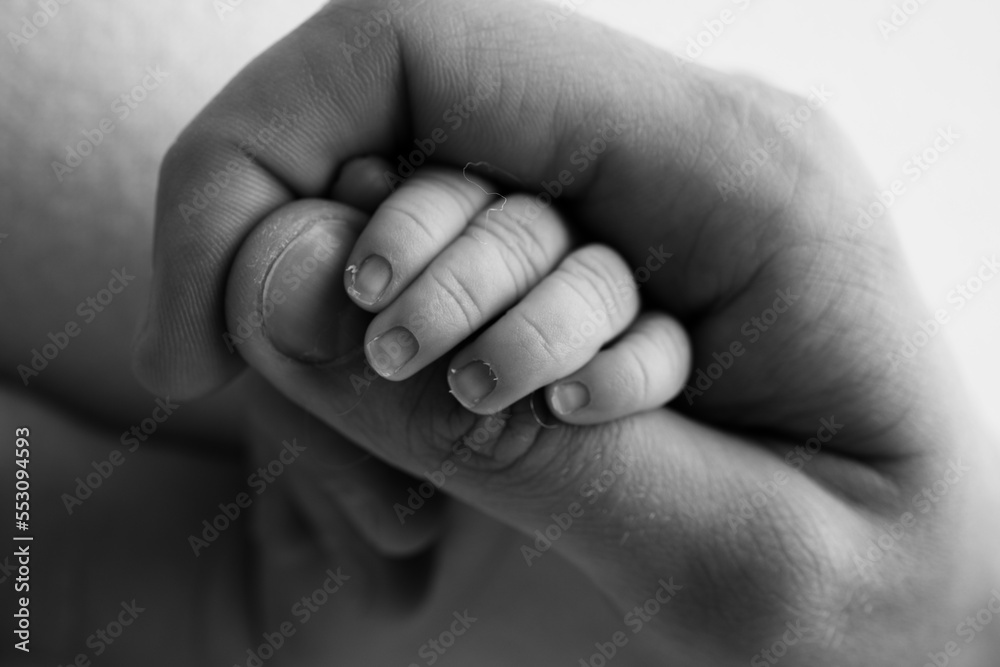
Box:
335;157;692;424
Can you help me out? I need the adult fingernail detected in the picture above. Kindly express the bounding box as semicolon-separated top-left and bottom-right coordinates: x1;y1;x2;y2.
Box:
448;360;497;408
263;221;357;363
366;326;418;377
549;381;590;416
346;255;392;306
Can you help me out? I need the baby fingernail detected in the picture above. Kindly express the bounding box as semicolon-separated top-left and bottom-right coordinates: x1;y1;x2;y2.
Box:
549;381;590;416
346;255;392;306
448;360;497;408
366;326;418;377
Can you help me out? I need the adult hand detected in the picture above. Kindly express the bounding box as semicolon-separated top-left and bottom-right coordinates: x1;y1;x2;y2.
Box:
133;0;981;662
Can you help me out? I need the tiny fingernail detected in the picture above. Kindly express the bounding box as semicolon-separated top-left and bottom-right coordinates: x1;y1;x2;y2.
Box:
346;255;392;306
366;326;418;377
448;360;497;408
550;382;590;416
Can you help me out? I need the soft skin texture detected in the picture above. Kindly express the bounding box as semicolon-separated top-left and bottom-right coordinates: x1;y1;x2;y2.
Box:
130;0;999;664
2;1;677;666
2;0;998;666
330;157;693;423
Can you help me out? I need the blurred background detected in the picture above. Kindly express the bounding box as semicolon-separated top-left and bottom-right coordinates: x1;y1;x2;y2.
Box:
588;0;1000;436
3;0;996;436
1;0;997;664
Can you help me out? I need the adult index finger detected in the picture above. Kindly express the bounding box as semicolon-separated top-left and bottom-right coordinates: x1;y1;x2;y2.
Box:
133;0;775;398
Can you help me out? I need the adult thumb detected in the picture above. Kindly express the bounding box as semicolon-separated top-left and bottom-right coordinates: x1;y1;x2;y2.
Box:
224;199;874;660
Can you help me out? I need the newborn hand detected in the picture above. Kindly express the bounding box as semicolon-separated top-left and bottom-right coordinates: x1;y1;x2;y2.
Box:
133;0;984;663
328;157;690;422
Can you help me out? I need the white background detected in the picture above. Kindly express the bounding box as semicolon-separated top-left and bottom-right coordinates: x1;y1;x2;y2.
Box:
574;0;1000;435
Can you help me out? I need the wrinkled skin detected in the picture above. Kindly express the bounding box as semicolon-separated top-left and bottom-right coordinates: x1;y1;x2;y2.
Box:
0;2;677;664
2;1;999;666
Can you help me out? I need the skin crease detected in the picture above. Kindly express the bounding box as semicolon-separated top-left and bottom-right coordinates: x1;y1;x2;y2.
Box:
2;2;999;667
0;1;666;665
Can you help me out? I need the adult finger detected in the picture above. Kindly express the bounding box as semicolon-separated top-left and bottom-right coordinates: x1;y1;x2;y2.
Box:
131;0;782;400
221;198;922;662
